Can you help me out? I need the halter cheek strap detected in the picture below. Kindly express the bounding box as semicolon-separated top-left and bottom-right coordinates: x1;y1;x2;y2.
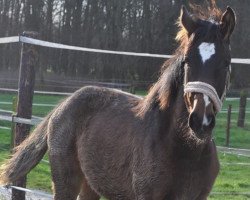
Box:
184;81;222;112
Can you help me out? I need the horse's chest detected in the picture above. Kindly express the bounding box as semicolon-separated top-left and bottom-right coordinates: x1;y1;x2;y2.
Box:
132;160;208;199
171;170;203;198
164;159;214;199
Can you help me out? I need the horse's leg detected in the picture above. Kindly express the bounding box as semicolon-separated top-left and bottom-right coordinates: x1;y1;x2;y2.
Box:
77;177;100;200
47;103;86;200
49;151;83;200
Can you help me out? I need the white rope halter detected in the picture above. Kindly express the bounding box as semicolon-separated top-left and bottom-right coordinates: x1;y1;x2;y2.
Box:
184;81;222;112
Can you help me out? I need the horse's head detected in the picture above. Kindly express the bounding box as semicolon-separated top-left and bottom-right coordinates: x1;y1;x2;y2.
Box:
179;6;236;139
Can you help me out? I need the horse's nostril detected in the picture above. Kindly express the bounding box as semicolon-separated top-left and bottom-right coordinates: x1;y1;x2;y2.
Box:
189;112;202;133
189;112;215;135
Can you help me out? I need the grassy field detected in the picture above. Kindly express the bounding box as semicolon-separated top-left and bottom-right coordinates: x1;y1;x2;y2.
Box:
0;92;250;199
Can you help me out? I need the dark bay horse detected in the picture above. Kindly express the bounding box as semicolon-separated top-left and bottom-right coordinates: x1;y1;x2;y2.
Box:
0;5;235;200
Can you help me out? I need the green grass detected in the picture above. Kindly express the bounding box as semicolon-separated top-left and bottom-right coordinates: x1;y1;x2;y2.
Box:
214;153;250;190
0;93;64;117
0;129;52;192
0;92;250;199
214;100;250;149
134;89;148;96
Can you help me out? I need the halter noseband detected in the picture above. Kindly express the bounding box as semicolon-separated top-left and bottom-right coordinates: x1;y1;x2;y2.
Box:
184;81;222;112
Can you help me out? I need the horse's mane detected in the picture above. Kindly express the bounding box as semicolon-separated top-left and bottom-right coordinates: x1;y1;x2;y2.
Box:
137;1;223;116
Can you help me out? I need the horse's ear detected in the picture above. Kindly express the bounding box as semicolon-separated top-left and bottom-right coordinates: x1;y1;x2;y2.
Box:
180;5;198;35
220;7;236;41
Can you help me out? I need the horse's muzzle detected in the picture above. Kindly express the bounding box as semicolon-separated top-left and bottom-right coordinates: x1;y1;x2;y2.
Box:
188;110;215;136
185;93;216;138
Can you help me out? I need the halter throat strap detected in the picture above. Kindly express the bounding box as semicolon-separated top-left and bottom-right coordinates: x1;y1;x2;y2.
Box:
184;81;222;112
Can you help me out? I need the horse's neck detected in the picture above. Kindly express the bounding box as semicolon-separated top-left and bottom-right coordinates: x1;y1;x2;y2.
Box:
160;74;209;157
166;89;190;137
169;95;209;158
141;56;210;156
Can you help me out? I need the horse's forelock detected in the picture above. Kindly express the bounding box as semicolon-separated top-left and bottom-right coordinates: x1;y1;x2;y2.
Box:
176;1;223;55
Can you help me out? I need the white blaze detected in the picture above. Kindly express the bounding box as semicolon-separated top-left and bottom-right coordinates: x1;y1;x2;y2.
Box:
198;43;215;63
203;94;211;126
203;94;210;107
203;115;210;126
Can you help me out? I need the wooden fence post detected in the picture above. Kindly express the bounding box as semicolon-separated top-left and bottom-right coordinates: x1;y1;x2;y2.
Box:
12;31;38;200
237;90;247;128
226;104;232;147
10;96;17;150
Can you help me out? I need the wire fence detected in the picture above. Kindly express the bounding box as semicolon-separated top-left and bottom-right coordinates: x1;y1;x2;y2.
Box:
1;102;249;198
0;92;249;130
1;107;250;158
0;35;250;199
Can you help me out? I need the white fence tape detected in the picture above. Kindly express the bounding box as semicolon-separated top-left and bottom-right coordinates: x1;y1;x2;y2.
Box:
217;146;250;157
10;186;53;199
2;100;250;113
231;58;250;64
0;115;42;126
0;108;13;114
0;126;11;130
221;162;250;166
0;115;12;122
20;36;172;59
0;36;250;64
0;36;19;44
0;87;71;96
211;192;250;196
0;102;56;107
13;116;42;126
0;88;18;93
41;159;50;164
17;36;250;64
226;97;250;101
220;110;250;114
1;88;250;100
